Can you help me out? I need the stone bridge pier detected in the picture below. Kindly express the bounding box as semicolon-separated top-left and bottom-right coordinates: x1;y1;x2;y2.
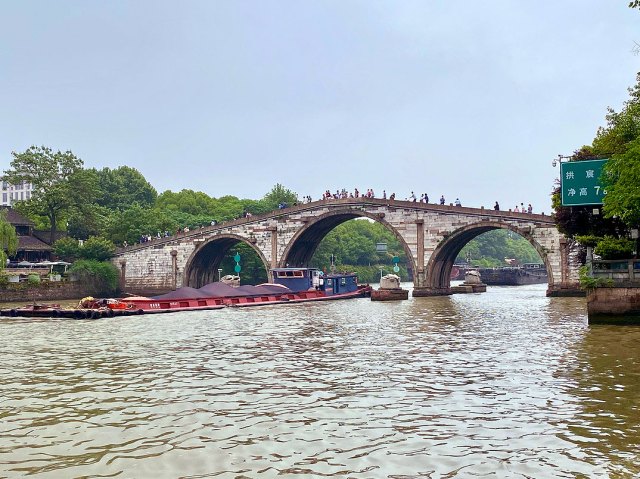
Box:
112;198;581;297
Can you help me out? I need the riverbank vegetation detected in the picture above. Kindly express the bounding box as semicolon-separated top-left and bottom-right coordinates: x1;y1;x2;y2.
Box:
553;73;640;260
456;230;541;268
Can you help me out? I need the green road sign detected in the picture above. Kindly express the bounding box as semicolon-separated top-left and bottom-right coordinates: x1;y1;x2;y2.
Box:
234;264;241;273
234;253;241;262
392;256;400;264
560;159;608;206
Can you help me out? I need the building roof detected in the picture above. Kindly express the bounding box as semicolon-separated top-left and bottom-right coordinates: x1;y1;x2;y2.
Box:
0;206;34;226
17;235;52;252
33;230;66;245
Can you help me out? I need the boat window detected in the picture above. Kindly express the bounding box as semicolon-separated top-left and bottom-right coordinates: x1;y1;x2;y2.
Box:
277;270;305;278
326;279;332;285
341;278;346;286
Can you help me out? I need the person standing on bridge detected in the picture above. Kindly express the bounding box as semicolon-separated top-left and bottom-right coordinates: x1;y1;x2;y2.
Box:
494;201;500;210
424;193;429;203
382;190;387;199
410;191;416;202
439;195;445;205
527;204;533;214
455;198;461;206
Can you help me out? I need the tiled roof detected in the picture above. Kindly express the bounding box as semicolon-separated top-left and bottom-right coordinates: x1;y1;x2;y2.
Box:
33;230;66;245
0;206;33;226
17;235;53;251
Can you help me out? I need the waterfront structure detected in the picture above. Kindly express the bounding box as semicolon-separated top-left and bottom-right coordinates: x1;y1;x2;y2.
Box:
586;259;640;323
1;206;52;262
112;197;580;297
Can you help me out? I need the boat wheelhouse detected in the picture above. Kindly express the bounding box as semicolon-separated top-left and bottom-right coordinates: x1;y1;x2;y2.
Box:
271;267;360;296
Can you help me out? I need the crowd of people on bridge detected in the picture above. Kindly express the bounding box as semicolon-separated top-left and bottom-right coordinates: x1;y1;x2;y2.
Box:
313;188;535;214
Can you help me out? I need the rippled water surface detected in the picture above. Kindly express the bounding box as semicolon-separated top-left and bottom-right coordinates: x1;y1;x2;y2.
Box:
1;284;639;478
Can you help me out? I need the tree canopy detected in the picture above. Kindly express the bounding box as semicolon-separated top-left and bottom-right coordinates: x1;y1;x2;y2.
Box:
90;166;157;210
4;146;94;244
553;73;640;246
599;74;640;227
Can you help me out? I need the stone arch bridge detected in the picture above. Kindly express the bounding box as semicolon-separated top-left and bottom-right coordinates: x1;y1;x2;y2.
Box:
112;198;580;297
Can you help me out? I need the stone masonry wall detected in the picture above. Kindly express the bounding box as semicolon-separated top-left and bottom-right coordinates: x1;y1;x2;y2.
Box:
0;281;103;303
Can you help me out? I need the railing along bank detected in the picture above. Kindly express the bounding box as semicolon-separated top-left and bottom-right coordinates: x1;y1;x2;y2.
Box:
590;259;640;284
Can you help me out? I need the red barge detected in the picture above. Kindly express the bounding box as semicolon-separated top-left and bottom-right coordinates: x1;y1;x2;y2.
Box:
1;269;371;318
122;268;370;312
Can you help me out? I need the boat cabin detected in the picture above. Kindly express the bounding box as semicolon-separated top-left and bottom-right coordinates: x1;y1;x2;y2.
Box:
272;268;360;295
272;268;321;292
322;273;359;296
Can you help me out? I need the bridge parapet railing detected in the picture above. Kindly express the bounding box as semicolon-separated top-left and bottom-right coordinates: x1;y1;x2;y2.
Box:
591;259;640;283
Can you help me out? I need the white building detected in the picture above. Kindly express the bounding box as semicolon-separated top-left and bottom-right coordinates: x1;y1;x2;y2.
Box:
1;180;33;206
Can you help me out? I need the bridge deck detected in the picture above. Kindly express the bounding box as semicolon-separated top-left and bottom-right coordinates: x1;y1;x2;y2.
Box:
116;197;555;254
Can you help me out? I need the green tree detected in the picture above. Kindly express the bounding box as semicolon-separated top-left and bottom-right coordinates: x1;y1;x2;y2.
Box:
80;236;116;261
91;166;157;210
156;189;216;216
156;189;247;223
68;259;119;295
3;146;95;244
66;204;111;240
213;195;245;220
597;74;640;228
601;138;640;226
553;74;640;244
260;184;299;210
592;74;640;157
0;211;18;269
103;204;176;246
53;237;82;262
594;236;635;260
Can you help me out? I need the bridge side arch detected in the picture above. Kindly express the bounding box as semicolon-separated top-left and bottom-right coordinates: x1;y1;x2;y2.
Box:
425;221;554;292
183;233;270;288
280;208;417;277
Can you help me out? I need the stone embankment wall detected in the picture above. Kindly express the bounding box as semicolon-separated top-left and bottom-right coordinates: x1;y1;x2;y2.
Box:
0;282;99;303
587;287;640;323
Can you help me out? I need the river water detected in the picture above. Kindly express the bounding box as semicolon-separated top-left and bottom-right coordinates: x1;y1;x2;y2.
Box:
1;284;639;478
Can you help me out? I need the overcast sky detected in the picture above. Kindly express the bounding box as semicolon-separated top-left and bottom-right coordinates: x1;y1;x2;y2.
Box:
1;1;638;213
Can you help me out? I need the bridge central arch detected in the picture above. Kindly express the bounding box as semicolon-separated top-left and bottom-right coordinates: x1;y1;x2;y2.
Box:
184;234;269;288
425;221;552;293
280;209;416;278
